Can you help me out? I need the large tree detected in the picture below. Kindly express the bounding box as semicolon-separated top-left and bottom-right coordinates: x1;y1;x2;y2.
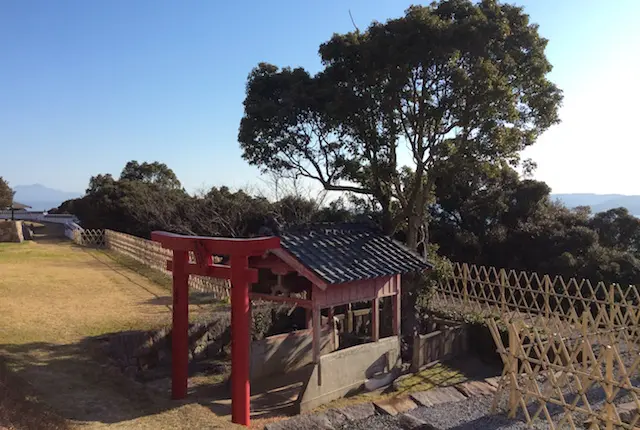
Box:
239;0;562;254
0;177;13;209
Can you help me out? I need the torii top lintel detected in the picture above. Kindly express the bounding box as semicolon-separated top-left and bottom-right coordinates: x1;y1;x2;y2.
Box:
151;231;280;257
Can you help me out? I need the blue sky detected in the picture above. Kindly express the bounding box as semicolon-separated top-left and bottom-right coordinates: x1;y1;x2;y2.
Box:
1;0;639;195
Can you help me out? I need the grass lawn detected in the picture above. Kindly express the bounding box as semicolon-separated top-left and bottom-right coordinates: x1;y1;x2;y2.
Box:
0;240;236;429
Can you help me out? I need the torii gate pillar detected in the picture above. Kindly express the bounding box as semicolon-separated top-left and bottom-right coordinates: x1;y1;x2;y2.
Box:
152;231;280;427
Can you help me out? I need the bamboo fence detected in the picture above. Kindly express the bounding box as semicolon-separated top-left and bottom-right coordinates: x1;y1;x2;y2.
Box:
433;262;640;429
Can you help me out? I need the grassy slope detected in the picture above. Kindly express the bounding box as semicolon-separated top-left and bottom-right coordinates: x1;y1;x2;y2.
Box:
0;241;235;429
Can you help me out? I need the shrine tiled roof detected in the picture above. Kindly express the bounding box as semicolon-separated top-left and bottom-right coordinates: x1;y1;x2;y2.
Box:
278;222;432;285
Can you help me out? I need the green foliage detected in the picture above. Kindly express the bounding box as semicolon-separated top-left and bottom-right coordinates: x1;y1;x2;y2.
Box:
119;161;182;190
0;177;14;209
429;160;640;286
64;160;351;239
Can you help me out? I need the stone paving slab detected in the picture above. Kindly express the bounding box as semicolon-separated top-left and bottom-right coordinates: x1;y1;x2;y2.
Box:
410;386;467;407
455;380;497;397
373;396;418;416
397;412;435;429
336;402;377;421
264;413;336;430
484;376;501;388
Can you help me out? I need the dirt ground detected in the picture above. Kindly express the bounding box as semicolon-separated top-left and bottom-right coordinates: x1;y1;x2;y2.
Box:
0;238;238;429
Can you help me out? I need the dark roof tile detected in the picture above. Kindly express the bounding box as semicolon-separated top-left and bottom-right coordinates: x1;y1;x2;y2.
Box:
279;222;432;285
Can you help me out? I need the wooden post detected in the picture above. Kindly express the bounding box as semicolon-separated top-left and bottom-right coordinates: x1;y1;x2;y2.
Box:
230;254;251;426
392;279;401;336
347;303;353;333
508;322;519;418
604;345;614;430
171;250;190;400
372;298;380;342
312;305;322;386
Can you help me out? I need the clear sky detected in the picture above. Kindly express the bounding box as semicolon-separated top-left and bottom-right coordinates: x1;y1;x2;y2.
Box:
1;0;639;195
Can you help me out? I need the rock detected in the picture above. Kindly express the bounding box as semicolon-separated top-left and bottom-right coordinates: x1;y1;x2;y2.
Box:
264;414;335;430
123;366;138;379
319;409;349;428
454;380;496;397
374;396;418;416
410;386;467;407
397;413;436;429
336;402;377;421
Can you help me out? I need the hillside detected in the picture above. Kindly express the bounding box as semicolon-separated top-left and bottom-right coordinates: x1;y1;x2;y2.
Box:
13;184;81;211
552;193;640;216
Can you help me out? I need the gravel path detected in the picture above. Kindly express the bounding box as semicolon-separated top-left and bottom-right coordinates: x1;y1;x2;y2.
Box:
333;396;569;430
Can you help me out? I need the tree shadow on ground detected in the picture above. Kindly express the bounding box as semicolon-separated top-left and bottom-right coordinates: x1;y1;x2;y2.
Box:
0;340;179;425
0;333;308;426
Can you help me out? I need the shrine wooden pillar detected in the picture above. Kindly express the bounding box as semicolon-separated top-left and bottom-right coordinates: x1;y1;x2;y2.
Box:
171;249;190;399
230;254;251;424
372;298;380;342
393;275;401;336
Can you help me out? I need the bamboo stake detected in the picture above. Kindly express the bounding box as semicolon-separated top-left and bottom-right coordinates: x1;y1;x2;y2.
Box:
604;345;614;430
508;322;519;418
544;275;551;319
500;269;507;313
463;264;469;304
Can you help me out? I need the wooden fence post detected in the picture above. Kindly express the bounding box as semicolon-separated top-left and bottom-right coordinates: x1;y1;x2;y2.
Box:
462;264;469;304
544;276;551;319
500;269;506;313
604;345;614;430
608;284;616;327
347;304;353;333
508;322;519;418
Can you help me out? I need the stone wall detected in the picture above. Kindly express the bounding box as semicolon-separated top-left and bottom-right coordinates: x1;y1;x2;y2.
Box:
250;326;336;381
0;221;23;243
298;336;401;412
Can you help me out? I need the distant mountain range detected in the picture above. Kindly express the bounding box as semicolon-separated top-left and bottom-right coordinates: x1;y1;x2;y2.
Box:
12;184;82;211
552;194;640;216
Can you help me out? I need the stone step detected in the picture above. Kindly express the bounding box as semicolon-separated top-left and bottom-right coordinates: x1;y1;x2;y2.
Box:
373;396;418;416
410;386;467;407
454;380;497;397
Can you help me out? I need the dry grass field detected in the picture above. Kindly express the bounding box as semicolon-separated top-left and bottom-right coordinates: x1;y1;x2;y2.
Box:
0;239;237;429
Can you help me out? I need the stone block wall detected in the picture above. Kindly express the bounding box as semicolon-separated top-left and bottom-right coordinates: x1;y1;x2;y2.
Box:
0;221;23;243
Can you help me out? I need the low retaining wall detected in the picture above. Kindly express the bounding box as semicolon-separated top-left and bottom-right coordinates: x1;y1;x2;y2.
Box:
250;327;336;380
0;221;23;243
298;336;400;412
411;320;468;372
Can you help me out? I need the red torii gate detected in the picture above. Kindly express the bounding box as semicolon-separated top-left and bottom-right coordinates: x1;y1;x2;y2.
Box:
151;231;281;427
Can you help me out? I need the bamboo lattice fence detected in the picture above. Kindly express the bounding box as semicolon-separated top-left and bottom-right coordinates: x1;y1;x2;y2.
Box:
432;262;640;429
431;262;640;325
73;229;230;298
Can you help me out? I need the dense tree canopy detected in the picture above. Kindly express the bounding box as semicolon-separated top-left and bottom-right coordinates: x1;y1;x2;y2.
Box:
119;161;182;190
57;159;640;288
0;177;13;209
239;0;563;253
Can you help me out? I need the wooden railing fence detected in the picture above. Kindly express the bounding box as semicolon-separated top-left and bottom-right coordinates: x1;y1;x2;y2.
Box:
73;229;230;298
411;320;468;372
